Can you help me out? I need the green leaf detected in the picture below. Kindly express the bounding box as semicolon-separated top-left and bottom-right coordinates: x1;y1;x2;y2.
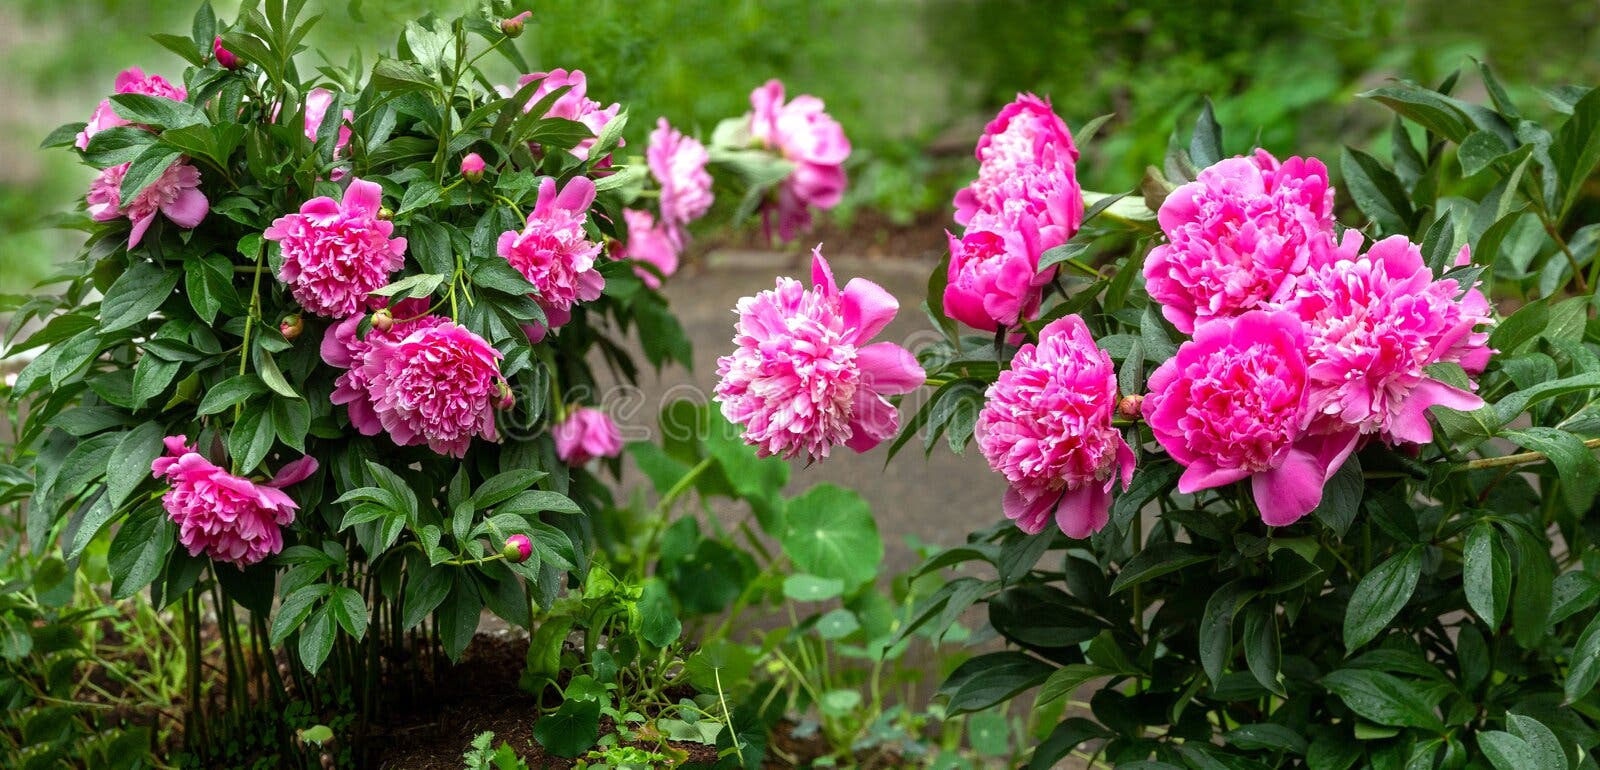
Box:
471;469;547;510
254;349;300;400
1343;547;1422;651
271;583;332;644
1189;97;1223;168
228;408;275;473
108;507;174;599
816;608;860;640
1029;719;1109;770
401;563;450;630
101;262;181;333
119;144;183;205
1463;522;1511;627
1419;210;1460;274
1110;542;1210;594
1312;455;1363;537
638;578;681;648
197;374;267;415
1036;664;1113;707
532;698;601;758
1478;732;1535;770
1341;146;1413;233
1321;669;1445;731
1564;612;1600;703
1457;132;1514;177
1224;723;1306;754
371;57;436;93
329;586;368;641
780;484;882;590
107;421;164;510
1243;606;1284;696
372;272;447;299
83;125;158;166
1553;86;1600;218
298;604;336;675
782;574;844;602
1506;713;1567;770
939;651;1053;716
1360;85;1469;142
1501;428;1600;514
1200;580;1256;684
1493;372;1600;424
109;92;208;129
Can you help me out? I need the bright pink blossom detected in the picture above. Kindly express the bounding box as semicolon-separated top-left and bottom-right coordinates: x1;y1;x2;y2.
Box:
618;208;680;289
497;176;604;336
461;152;486;182
303;88;353;154
86;158;209;248
1142;310;1358;526
1279;233;1491;444
748;80;851;242
954;93;1082;242
362;322;505;457
1144;151;1335;334
944;209;1053;331
151;436;317;568
322;298;444;436
266;177;407;319
75;67;187;149
648;118;714;229
715;247;924;461
977;315;1134;538
504;534;532;563
213;36;239;69
514;69;621;161
552;406;624;466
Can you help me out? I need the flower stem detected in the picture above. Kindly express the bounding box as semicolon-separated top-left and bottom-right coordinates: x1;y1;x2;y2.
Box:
1459;438;1600;471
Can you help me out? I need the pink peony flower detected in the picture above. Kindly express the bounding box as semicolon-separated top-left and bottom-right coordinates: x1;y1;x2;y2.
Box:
514;69;621;162
1143;310;1358;526
552;406;624;466
461;152;486;183
497;176;605;336
303;88;353;154
266;177;407;319
617;208;680;289
1144;150;1335;334
150;436;317;568
747;80;851;242
977;315;1135;538
647;118;714;229
213;36;239;69
1278;233;1491;445
953;93;1081;234
944;209;1053;331
76;66;188;149
362;322;505;457
715;247;924;461
322;298;444;436
86;158;209;248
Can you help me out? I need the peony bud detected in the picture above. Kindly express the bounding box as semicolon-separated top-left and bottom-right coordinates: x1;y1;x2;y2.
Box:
500;11;531;37
279;314;303;340
377;206;393;221
494;378;515;410
460;152;486;183
370;308;394;332
503;534;533;563
213;36;239;69
1117;394;1144;419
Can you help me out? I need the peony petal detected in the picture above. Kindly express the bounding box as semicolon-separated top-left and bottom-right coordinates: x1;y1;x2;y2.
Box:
162;186;209;228
1251;449;1331;527
266;456;319;488
554;176;597;212
856;342;924;395
1054;484;1110;539
1178;460;1250;494
840;277;898;344
1388;378;1484;445
343;178;383;215
1002;488;1050;534
127;212;156;249
810;246;838;296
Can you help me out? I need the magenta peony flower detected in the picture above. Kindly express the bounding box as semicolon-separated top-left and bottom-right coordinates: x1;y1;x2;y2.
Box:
1144;150;1335;334
503;534;533;563
552;406;624;466
1143;310;1358;526
953;93;1081;236
1279;233;1491;445
362;322;505;457
497;176;605;335
322;298;444;436
303;88;353;154
514;69;621;161
715;247;924;461
213;36;239;69
86;158;209;248
747;80;851;242
76;66;188;150
977;315;1135;538
647;118;714;230
943;209;1053;331
150;436;317;568
617;208;680;289
266;177;407;319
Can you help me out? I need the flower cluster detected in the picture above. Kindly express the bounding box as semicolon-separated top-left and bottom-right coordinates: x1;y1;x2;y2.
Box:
497;176;605;340
265;178;407;319
151;437;316;567
76;67;186;150
945;94;1084;332
747;80;851;242
614;118;716;288
715;248;924;461
87;158;209;248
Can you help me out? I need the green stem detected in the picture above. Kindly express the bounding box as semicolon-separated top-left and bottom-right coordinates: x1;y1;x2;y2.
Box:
1459;437;1600;470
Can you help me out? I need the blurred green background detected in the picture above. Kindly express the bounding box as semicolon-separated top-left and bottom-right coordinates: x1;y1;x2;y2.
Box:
2;0;1597;293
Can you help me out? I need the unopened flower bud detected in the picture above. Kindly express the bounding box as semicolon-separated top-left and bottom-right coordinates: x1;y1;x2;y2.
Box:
501;11;531;37
503;534;532;563
461;152;485;183
1118;394;1144;419
371;308;394;332
279;314;303;340
494;378;515;410
213;37;239;69
377;206;393;221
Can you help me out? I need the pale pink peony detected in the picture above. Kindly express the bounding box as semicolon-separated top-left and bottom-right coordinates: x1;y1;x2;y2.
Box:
747;80;851;242
1144;150;1335;334
977;315;1135;538
1279;233;1491;445
497;176;605;335
303;88;353;155
944;209;1053;331
514;69;621;161
76;67;188;150
150;436;317;568
953;93;1082;241
647;118;714;229
362;322;505;457
552;406;624;466
322;298;444;436
1142;310;1358;526
265;177;407;319
86;158;209;248
715;247;924;461
618;208;680;289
